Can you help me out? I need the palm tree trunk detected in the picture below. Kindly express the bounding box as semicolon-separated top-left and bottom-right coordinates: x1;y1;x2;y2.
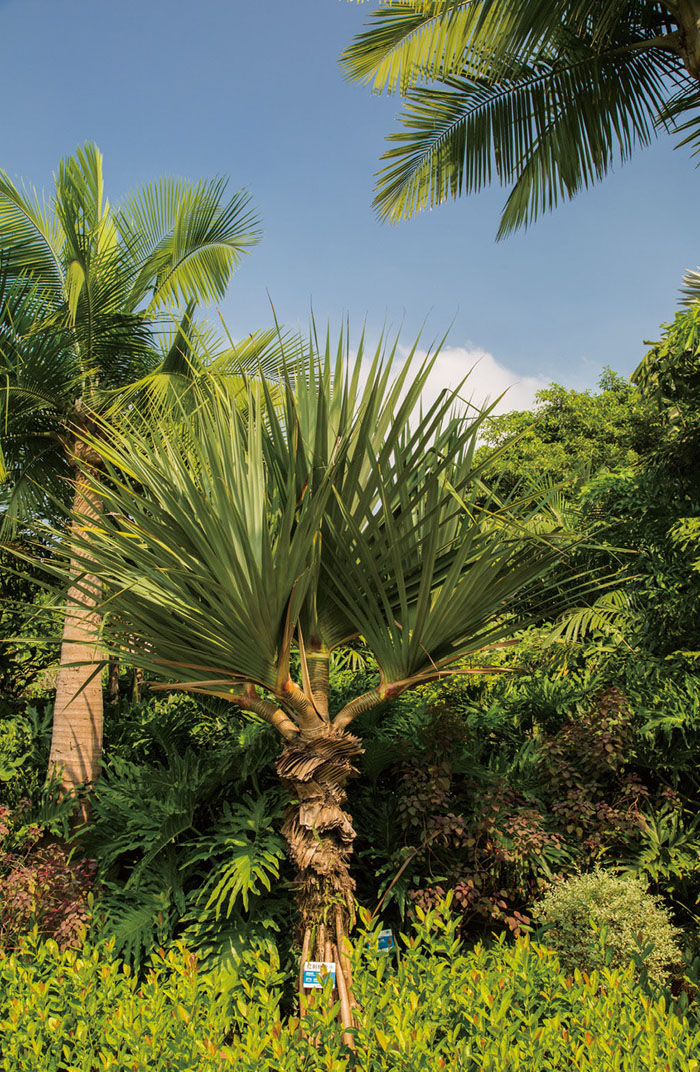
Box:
275;725;363;1032
48;465;104;809
677;1;700;79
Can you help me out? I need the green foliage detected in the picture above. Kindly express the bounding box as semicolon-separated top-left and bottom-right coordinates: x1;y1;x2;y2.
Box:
0;142;261;532
533;869;683;987
31;334;578;728
477;370;659;497
1;907;700;1070
633;305;700;465
581;466;700;656
0;704;54;808
345;635;700;937
188;794;285;916
81;696;290;970
620;805;700;889
0;542;58;719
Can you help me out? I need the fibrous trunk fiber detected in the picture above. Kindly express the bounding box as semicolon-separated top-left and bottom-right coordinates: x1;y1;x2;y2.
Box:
276;726;363;1035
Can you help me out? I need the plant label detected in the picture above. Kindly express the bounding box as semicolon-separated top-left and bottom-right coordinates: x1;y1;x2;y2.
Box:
378;928;394;951
302;961;336;989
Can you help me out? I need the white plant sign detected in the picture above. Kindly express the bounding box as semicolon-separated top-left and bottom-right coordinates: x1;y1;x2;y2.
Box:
302;961;337;989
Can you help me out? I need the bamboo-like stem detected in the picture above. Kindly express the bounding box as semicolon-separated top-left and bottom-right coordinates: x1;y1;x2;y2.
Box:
299;926;312;1018
335;908;355;1000
333;942;355;1048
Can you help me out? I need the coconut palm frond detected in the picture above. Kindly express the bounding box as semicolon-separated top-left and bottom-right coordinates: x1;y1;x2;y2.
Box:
116;177;262;314
343;0;687;230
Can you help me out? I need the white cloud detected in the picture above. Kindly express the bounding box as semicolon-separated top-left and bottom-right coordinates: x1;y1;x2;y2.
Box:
408;345;549;417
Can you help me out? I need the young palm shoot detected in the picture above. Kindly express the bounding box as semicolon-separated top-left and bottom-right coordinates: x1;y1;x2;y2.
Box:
39;328;580;1028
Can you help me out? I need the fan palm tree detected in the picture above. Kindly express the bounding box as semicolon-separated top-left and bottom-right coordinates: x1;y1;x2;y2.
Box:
0;142;261;799
343;1;700;285
42;328;584;1024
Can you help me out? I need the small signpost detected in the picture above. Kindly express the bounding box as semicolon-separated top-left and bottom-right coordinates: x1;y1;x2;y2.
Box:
302;961;337;989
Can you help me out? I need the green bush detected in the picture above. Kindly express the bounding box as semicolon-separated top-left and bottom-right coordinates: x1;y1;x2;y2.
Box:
533;869;682;986
1;904;698;1071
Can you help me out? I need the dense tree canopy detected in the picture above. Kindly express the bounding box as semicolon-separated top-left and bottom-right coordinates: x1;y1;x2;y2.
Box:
477;368;660;496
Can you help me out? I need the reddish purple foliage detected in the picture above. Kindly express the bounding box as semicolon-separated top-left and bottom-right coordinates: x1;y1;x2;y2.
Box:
395;689;658;936
0;803;96;951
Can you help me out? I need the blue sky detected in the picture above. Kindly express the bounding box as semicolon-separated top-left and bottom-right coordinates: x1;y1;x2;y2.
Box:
2;0;698;407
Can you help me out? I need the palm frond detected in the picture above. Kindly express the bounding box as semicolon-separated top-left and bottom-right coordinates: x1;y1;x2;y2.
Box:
543;586;634;645
344;0;685;228
116;177;261;313
343;0;678;91
372;38;679;227
0;173;64;291
42;385;334;697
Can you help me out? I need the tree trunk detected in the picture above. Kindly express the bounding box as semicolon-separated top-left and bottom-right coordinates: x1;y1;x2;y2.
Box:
677;0;700;79
132;665;143;705
107;656;120;706
48;464;104;811
276;725;363;1033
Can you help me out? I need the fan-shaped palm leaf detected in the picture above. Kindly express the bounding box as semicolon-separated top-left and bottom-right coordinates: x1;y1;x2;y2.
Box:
33;326;583;735
26;322;593;1012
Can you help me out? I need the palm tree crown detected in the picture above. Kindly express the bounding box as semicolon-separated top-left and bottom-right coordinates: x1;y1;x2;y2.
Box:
0;142;261;529
53;333;574;723
0;142;262;801
35;326;582;1018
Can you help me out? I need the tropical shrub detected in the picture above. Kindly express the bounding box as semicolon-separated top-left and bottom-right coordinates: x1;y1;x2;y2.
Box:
0;704;53;807
533;869;682;986
1;904;699;1071
0;801;94;952
350;667;670;936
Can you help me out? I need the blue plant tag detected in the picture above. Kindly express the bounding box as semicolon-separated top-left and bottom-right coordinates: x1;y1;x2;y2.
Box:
377;928;395;950
302;961;336;989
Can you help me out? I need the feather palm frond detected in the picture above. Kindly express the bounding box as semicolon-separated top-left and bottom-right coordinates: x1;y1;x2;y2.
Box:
0;142;264;531
343;0;688;231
